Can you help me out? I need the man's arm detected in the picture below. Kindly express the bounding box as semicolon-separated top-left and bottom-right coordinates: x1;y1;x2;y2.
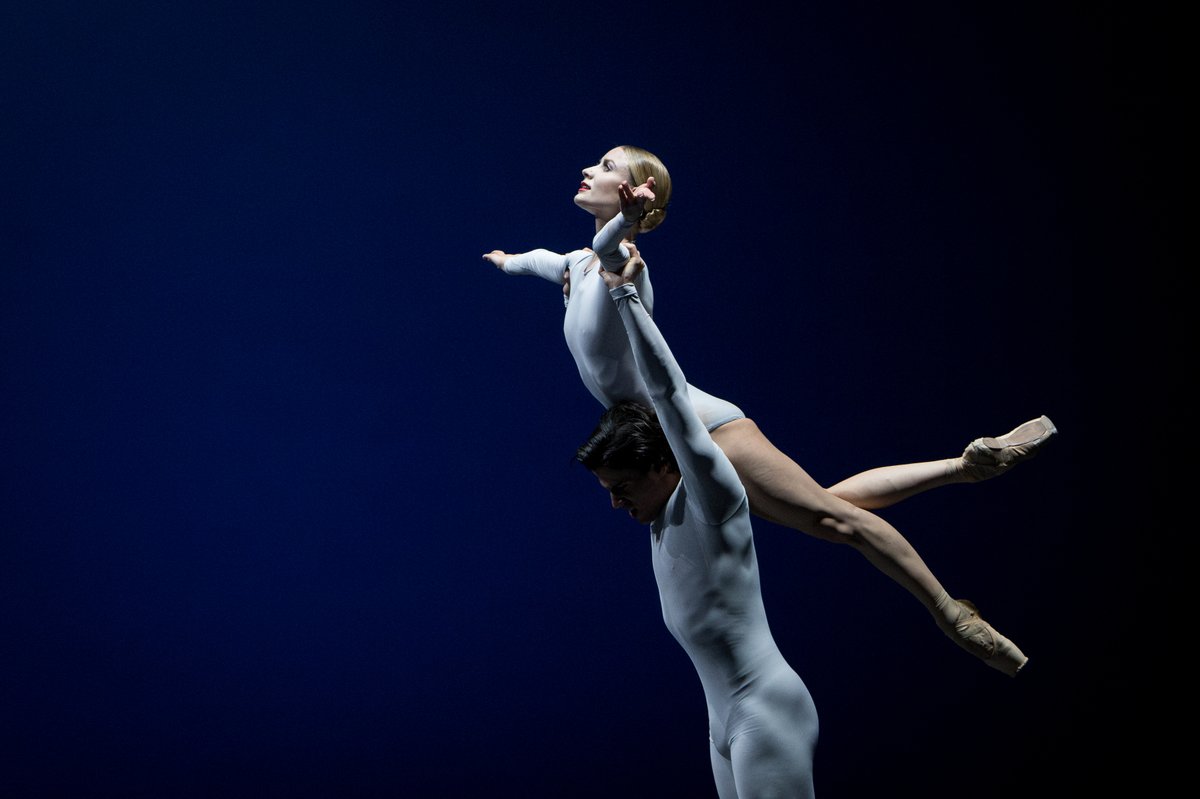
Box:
604;249;743;524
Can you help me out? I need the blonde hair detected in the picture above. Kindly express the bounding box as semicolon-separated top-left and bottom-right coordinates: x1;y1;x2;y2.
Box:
621;145;672;235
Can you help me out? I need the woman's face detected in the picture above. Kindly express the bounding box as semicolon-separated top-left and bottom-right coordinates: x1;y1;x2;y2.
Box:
573;147;632;219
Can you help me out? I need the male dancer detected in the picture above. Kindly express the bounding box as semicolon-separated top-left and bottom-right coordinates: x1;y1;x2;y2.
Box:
576;244;819;798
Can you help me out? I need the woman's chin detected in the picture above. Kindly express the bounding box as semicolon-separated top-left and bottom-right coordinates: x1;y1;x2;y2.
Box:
574;194;615;219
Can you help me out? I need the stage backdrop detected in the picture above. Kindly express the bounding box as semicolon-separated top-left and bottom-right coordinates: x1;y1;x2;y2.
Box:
3;2;1151;797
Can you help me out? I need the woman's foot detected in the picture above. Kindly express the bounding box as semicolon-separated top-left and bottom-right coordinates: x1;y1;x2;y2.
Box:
936;596;1028;676
960;415;1058;481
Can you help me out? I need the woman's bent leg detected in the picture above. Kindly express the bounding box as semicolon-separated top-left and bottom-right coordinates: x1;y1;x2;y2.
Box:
711;420;946;604
710;419;1027;675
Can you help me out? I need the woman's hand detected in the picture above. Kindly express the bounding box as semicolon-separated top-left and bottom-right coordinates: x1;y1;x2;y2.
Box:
618;176;656;223
600;242;646;290
482;250;513;269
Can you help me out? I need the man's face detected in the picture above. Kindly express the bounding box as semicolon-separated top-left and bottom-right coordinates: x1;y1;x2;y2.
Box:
591;464;679;524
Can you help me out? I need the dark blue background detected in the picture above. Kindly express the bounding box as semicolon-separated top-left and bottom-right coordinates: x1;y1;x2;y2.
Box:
3;2;1157;796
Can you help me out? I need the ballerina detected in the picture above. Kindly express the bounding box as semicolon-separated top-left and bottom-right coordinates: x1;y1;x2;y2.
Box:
484;145;1056;675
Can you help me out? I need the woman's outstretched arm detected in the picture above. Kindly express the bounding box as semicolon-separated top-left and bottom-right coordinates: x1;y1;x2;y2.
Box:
483;248;570;285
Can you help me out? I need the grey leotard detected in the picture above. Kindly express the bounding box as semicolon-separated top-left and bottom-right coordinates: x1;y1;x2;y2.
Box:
610;282;819;799
501;214;744;432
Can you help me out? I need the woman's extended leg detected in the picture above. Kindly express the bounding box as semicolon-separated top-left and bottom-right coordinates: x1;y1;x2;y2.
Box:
823;415;1057;510
711;418;1028;676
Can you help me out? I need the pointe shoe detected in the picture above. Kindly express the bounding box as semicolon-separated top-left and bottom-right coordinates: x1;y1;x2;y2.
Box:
961;415;1058;481
942;598;1028;677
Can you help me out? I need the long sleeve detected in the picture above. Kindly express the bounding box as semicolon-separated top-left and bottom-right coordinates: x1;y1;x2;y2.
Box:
501;249;570;285
591;213;636;272
609;284;744;524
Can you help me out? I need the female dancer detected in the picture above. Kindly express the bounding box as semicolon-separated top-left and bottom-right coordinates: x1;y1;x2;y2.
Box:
483;145;1056;675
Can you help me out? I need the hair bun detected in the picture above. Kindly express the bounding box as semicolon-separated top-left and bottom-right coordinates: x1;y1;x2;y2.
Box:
638;206;668;234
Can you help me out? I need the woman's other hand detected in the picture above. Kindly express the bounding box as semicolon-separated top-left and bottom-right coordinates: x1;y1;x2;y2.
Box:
618;176;656;223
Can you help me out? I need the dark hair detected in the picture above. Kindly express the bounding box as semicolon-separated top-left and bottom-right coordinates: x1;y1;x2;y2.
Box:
575;400;677;473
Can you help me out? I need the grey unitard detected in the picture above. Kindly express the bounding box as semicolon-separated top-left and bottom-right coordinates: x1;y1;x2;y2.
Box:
611;282;819;799
501;213;744;431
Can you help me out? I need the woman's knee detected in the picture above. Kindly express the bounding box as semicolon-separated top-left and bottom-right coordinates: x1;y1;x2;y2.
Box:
812;502;877;546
